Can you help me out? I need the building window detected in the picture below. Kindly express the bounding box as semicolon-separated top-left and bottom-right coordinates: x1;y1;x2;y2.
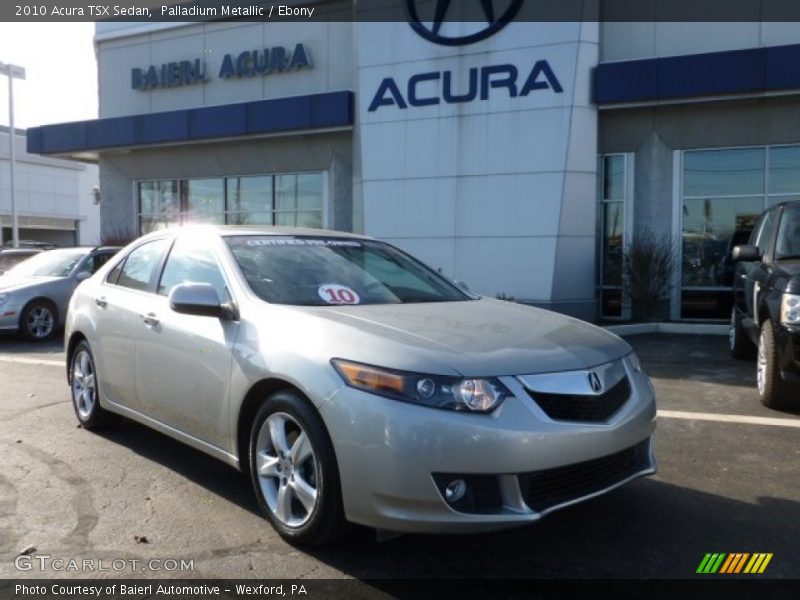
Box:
137;173;324;234
679;145;800;320
600;154;631;320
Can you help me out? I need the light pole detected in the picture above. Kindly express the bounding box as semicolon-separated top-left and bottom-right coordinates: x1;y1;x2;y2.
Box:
0;61;26;248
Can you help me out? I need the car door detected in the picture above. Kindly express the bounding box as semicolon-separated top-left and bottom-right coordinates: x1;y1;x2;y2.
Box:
737;207;780;334
134;235;240;450
94;238;170;411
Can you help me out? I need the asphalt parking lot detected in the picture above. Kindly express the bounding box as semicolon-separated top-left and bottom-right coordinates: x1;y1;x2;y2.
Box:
0;333;798;580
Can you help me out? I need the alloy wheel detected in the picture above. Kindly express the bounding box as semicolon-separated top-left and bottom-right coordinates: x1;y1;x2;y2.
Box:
72;349;96;419
255;412;319;528
27;306;54;339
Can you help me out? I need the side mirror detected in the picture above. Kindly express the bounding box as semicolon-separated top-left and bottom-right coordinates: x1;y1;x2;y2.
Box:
732;244;761;262
169;283;235;319
75;271;92;281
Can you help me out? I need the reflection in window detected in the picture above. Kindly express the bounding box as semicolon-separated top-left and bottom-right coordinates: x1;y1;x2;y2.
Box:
137;173;324;233
681;197;763;287
769;147;800;195
680;145;800;319
600;155;627;319
683;148;765;197
186;179;225;224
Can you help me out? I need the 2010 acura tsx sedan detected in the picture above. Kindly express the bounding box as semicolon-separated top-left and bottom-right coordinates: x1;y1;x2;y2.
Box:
65;226;657;545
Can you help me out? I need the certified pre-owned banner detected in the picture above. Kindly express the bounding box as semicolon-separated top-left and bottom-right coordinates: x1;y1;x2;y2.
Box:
7;0;800;23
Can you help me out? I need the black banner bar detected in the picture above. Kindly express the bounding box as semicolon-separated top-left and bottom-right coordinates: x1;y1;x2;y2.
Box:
7;1;800;23
3;580;800;600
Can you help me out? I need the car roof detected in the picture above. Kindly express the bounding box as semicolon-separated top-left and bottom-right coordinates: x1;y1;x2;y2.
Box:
137;225;374;243
0;248;42;255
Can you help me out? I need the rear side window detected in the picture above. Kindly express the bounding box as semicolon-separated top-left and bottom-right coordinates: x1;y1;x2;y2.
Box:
116;239;169;292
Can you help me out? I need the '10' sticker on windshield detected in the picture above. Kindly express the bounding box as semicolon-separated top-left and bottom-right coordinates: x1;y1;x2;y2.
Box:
318;284;360;305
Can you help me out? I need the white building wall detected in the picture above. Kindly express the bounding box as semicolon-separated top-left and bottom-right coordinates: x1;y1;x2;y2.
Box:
355;22;599;315
96;21;354;118
601;22;800;62
0;128;99;246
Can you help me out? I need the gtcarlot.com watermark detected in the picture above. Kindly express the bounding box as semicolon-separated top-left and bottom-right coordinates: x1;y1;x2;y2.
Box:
15;554;194;573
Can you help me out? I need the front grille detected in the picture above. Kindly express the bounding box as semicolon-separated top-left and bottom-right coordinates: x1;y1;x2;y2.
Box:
527;376;631;422
519;439;651;512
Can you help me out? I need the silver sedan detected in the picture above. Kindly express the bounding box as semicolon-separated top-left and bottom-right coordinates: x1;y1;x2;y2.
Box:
0;247;119;340
65;226;656;545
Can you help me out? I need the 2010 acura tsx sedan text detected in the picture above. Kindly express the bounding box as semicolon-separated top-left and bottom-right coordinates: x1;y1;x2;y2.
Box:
65;226;657;545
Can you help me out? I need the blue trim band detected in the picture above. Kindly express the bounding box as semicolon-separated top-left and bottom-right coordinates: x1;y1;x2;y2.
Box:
595;43;800;105
26;91;354;155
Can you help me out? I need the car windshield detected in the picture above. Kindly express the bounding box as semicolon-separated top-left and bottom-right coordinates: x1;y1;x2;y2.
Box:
776;205;800;260
0;252;37;273
6;249;87;278
225;236;471;306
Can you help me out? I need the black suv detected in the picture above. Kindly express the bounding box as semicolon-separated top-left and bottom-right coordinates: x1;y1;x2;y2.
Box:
730;201;800;409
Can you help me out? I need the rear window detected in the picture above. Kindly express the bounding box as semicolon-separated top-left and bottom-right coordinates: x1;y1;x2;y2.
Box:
225;236;469;306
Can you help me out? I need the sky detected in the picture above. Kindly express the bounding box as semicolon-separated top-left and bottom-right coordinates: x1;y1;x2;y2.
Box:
0;23;97;129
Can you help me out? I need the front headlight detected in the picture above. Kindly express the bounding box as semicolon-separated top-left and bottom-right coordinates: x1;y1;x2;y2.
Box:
782;293;800;324
331;359;510;413
0;294;7;308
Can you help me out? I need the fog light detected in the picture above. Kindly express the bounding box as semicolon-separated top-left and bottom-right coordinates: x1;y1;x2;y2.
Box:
444;479;467;503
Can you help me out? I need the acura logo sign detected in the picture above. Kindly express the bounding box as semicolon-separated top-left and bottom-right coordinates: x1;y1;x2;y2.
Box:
588;372;603;394
406;0;524;46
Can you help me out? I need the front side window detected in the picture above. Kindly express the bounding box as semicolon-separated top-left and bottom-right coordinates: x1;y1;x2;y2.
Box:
225;236;469;306
776;205;800;259
752;208;779;257
116;239;169;292
158;237;228;300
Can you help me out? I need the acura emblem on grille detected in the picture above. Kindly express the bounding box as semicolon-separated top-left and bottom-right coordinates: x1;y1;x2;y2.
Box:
588;371;603;394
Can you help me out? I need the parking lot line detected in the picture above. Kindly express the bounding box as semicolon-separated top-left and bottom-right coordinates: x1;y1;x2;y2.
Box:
0;355;63;367
658;409;800;428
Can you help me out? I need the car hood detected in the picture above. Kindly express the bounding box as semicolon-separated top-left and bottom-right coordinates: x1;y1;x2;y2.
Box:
0;276;62;294
303;298;631;377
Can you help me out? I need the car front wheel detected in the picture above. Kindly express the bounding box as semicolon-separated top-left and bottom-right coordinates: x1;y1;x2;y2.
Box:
70;340;118;429
249;390;347;546
730;307;756;359
757;321;798;410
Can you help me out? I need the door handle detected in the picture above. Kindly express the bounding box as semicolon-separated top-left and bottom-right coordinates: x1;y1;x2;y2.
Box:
94;297;108;308
141;313;159;327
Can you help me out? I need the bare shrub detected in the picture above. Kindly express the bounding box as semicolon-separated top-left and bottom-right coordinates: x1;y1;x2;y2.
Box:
622;229;677;322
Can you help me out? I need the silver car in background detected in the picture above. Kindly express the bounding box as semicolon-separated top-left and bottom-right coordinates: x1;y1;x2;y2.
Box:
65;226;657;545
0;247;119;340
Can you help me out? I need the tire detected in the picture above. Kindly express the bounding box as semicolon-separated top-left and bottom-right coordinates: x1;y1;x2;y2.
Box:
248;390;347;546
756;321;799;410
730;307;756;360
20;300;58;342
69;340;119;430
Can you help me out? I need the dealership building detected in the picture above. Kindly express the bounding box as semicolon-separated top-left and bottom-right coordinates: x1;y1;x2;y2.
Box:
26;14;800;321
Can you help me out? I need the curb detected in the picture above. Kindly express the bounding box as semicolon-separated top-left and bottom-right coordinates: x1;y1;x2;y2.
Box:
604;322;728;336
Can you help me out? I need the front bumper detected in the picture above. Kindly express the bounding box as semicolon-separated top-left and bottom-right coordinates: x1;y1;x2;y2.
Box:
777;323;800;382
320;358;657;533
0;306;20;331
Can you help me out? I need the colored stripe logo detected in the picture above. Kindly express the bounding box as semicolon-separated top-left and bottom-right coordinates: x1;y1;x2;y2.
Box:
697;553;773;574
